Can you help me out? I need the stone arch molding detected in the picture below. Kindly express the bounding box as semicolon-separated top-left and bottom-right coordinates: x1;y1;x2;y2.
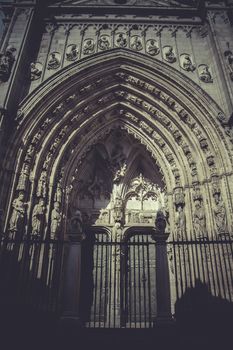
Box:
3;49;233;239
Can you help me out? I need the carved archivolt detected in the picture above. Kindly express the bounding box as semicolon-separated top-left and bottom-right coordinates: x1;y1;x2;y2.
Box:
2;51;233;239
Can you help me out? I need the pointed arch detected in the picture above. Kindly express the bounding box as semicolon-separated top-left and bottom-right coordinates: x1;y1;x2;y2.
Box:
2;49;232;237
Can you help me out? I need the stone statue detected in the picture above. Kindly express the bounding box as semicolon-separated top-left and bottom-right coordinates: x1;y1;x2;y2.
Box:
37;170;47;198
155;209;166;234
146;39;160;56
47;52;60;70
181;54;195;71
112;222;122;241
164;46;176;63
69;209;83;234
175;206;186;238
113;195;123;223
193;200;206;238
30;62;42;80
213;194;227;234
32;199;45;237
130;36;143;51
0;46;16;81
83;39;95;55
16;163;30;191
9;192;27;236
199;65;213;83
50;202;61;239
98;35;110;50
66;44;79;61
116;33;127;48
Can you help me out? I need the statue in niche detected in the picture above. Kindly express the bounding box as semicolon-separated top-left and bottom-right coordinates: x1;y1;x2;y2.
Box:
16;163;30;191
146;39;160;56
112;222;122;241
115;33;127;48
199;65;213;83
50;202;61;239
180;54;195;72
113;195;123;223
24;144;34;163
130;35;143;51
9;192;27;236
30;62;42;80
47;52;60;70
175;205;186;239
213;194;227;234
163;46;176;63
0;45;16;81
66;44;79;61
32;198;45;237
193;200;206;238
83;39;95;55
37;170;47;198
98;35;110;50
55;181;62;203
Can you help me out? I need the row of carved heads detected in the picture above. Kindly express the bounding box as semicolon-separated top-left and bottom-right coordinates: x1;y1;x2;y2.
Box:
30;42;212;83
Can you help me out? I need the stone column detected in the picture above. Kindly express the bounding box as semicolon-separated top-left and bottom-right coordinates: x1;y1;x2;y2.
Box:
60;211;85;326
153;210;173;325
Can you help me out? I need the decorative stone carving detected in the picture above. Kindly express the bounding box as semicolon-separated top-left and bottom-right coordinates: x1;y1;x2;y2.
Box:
30;62;42;81
192;186;202;202
50;202;61;239
115;33;127;48
47;52;61;70
68;210;83;235
146;39;160;56
180;54;195;72
130;35;143;51
9;192;27;236
66;44;79;61
24;144;34;163
175;206;186;239
83;39;95;55
113;162;127;183
0;45;16;81
32;199;45;237
31;131;42;145
213;194;227;234
193;200;206;238
96;209;109;224
112;222;122;241
198;64;213;83
16;163;30;191
37;170;47;198
163;46;176;63
174;187;185;207
113;195;123;224
224;42;233;81
154;210;166;234
98;35;110;50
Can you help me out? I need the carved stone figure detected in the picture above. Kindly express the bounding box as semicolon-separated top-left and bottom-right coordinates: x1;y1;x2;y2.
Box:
155;210;166;234
146;39;160;56
37;170;47;198
224;44;233;81
69;209;83;235
115;33;127;48
47;52;60;70
199;65;213;83
55;181;62;203
9;192;27;235
32;199;45;237
113;195;123;223
30;62;42;80
16;163;30;191
50;202;61;239
98;35;110;50
66;44;79;61
112;222;122;241
175;206;186;238
113;162;127;183
181;54;195;72
130;35;143;51
213;194;227;234
193;200;206;238
83;39;95;55
164;46;176;63
0;46;16;81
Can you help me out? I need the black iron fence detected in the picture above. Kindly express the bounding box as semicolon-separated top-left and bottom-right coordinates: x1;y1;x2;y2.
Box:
0;232;232;328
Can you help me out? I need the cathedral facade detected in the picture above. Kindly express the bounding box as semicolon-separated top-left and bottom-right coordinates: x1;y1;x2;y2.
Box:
0;0;233;334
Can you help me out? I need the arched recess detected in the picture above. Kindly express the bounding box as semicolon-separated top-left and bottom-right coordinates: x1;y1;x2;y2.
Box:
1;48;232;240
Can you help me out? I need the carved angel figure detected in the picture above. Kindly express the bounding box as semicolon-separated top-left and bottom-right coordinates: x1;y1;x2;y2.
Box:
181;54;195;72
98;35;110;50
130;36;143;51
199;65;213;83
47;52;60;70
83;39;95;55
50;202;61;239
30;62;42;80
66;44;79;61
9;192;27;235
146;39;160;56
32;199;45;237
164;46;176;63
115;33;127;48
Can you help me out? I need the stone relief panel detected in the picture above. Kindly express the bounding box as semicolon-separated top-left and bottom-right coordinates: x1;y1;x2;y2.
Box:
198;64;213;83
66;44;79;61
30;62;42;81
180;53;195;72
47;52;61;70
163;45;176;63
0;45;16;82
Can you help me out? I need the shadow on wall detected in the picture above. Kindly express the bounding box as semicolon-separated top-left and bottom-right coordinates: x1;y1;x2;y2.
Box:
175;279;233;335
